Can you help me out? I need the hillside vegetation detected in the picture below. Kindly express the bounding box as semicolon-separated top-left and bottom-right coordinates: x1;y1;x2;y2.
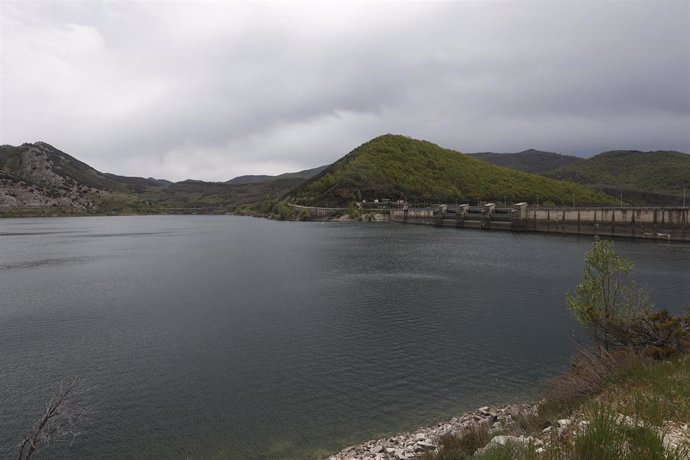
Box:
290;135;615;207
469;149;583;174
546;150;690;205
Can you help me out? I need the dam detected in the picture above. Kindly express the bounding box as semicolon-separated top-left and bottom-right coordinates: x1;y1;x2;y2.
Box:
390;203;690;241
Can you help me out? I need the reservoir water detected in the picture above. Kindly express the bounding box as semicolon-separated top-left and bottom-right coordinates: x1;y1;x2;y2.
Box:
1;216;688;459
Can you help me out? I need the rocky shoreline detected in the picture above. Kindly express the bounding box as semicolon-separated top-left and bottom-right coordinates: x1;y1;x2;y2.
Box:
326;401;690;460
327;403;539;460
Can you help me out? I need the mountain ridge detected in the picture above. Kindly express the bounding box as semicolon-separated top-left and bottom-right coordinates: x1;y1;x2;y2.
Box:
468;149;584;174
226;165;327;185
2;138;685;215
545;149;690;205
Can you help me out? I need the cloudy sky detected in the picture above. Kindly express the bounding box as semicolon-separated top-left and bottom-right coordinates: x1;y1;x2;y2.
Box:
1;1;688;181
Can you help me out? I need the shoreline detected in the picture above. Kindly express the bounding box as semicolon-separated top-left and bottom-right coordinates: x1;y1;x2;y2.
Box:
326;403;538;460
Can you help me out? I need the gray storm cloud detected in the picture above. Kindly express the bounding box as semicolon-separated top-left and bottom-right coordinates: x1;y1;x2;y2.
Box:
1;1;688;181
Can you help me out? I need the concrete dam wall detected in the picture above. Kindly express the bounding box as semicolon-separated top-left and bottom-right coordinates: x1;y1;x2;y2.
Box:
390;204;690;242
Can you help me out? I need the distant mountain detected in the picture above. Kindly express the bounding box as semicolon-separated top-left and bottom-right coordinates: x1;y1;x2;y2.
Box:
146;177;305;211
289;134;614;206
469;149;583;174
147;177;173;186
546;150;690;205
226;175;273;185
226;165;327;185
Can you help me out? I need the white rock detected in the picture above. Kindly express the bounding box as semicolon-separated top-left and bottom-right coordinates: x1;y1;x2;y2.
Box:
476;435;533;455
557;419;571;427
416;440;436;448
489;435;531;446
614;413;639;428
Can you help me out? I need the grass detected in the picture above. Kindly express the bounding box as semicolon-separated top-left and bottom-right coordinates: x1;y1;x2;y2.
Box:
600;355;690;426
566;403;686;460
473;443;536;460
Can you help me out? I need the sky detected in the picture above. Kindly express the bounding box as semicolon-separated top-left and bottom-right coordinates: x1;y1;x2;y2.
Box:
1;1;689;182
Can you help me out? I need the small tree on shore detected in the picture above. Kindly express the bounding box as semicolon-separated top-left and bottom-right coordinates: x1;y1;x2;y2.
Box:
566;236;650;350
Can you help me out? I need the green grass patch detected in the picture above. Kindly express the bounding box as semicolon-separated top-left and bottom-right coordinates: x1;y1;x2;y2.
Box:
601;354;690;426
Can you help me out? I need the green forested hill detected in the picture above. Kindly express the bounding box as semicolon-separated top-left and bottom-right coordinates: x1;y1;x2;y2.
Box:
289;134;615;206
546;150;690;205
469;149;583;174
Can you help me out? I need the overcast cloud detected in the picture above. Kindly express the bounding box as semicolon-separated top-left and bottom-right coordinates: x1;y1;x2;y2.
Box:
1;0;688;181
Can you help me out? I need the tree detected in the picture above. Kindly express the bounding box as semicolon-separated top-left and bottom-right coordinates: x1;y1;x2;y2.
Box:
17;379;92;460
566;236;650;350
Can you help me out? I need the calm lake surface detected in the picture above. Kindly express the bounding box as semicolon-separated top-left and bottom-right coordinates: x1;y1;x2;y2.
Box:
1;216;688;459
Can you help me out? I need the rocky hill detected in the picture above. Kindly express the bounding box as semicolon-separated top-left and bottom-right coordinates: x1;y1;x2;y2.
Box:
0;142;157;212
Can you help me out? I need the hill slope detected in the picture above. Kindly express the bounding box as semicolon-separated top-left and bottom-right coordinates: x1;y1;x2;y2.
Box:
289;135;615;206
546;150;690;205
0;142;161;212
469;149;583;174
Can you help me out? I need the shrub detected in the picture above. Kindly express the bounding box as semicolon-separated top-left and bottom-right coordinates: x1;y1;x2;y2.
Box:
592;308;690;359
566;236;650;350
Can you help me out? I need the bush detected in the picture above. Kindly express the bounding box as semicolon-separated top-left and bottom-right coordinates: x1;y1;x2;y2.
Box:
540;348;648;421
591;308;690;359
